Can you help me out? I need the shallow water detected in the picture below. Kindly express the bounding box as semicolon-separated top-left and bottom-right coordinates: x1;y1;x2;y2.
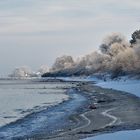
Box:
0;79;69;127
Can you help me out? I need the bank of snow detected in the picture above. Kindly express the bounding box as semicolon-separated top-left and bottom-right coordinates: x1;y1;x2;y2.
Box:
95;77;140;97
84;129;140;140
83;76;140;140
59;76;140;97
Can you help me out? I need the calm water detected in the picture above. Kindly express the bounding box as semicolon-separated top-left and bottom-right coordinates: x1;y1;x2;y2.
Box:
0;79;70;127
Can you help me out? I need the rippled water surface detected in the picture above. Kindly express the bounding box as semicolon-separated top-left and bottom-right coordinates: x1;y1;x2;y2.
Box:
0;79;69;127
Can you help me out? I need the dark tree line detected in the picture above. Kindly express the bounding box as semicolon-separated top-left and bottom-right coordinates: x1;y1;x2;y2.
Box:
130;30;140;44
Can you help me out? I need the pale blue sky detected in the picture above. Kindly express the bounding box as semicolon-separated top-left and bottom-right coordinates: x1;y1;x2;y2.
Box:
0;0;140;75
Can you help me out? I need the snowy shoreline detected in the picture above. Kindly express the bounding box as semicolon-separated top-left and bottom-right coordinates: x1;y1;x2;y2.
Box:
1;77;140;140
84;76;140;140
58;76;140;140
95;77;140;98
59;76;140;97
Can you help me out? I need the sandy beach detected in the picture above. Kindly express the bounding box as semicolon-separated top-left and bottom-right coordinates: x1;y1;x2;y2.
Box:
19;81;140;140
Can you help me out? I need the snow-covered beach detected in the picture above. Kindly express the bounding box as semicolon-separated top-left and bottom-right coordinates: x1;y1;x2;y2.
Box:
84;129;140;140
0;0;140;139
60;76;140;97
95;77;140;98
57;76;140;140
0;77;140;139
84;76;140;140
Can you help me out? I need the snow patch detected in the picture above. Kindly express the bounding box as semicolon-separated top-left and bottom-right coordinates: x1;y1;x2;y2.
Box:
95;76;140;97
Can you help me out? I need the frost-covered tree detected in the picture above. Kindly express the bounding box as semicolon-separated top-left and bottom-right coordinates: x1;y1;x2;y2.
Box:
51;55;74;72
9;66;32;78
75;52;110;73
43;30;140;78
100;33;129;56
38;65;49;74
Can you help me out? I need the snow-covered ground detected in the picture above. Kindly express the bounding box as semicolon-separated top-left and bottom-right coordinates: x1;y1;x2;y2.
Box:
60;76;140;97
95;77;140;97
37;76;140;140
84;76;140;140
84;129;140;140
0;80;69;127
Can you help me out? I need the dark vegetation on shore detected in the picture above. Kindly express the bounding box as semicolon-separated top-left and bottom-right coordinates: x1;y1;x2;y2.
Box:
42;30;140;79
